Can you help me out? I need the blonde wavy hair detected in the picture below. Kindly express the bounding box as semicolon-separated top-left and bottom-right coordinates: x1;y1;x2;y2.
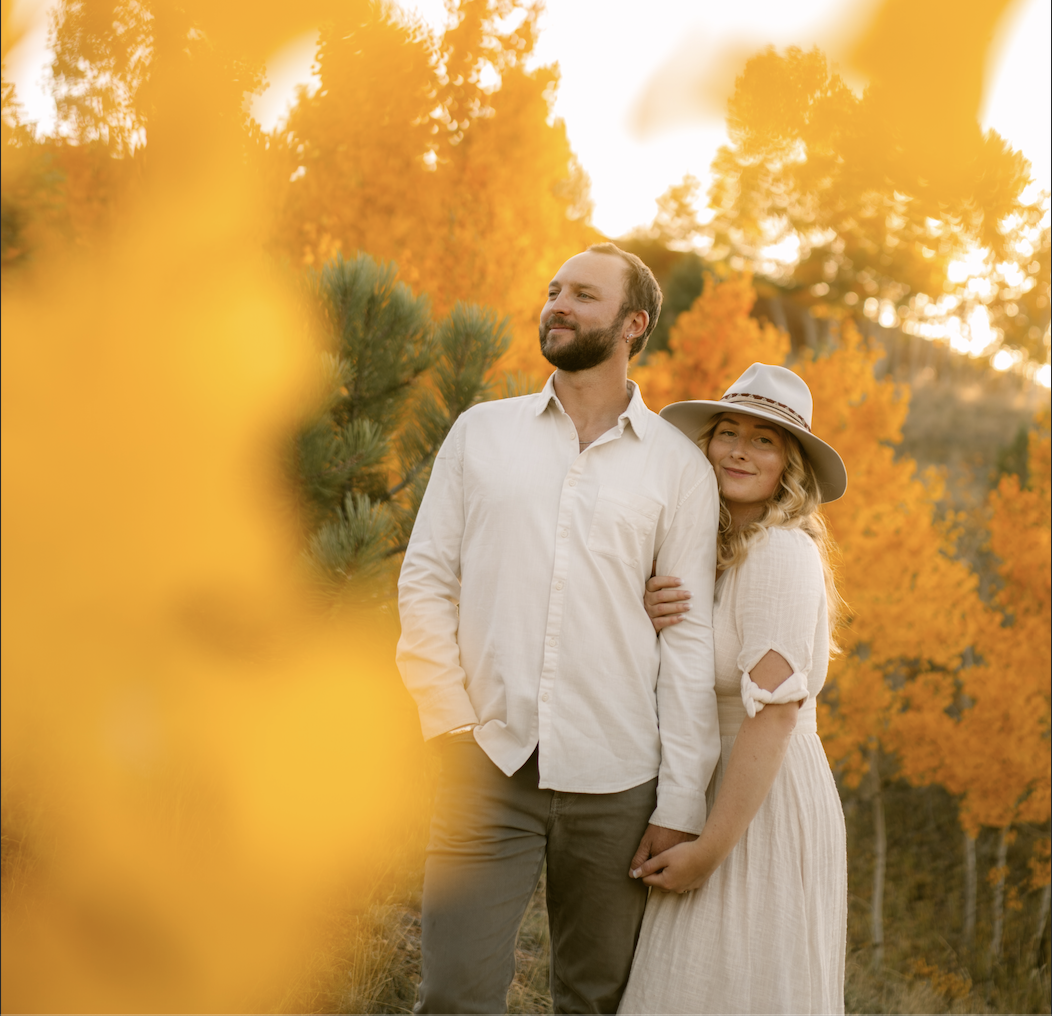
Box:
698;414;846;645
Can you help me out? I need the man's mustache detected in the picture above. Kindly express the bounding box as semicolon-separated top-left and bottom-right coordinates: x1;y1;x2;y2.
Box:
543;317;577;336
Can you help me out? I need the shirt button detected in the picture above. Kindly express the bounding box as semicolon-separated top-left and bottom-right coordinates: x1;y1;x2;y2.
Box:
568;477;577;487
548;637;558;647
554;580;564;590
560;529;568;538
541;692;550;702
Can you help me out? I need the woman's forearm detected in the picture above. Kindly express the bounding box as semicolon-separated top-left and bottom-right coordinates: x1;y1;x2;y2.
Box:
696;705;796;865
634;650;800;893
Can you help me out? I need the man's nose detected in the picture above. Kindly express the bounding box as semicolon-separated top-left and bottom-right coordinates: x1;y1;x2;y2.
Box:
548;290;574;315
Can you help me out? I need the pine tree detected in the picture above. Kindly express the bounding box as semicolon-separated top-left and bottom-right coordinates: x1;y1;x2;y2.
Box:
293;252;509;603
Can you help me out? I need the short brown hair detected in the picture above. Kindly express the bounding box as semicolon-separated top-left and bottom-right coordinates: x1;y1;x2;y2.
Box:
587;242;662;357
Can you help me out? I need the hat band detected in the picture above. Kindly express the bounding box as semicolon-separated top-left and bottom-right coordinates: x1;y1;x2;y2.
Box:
720;392;812;432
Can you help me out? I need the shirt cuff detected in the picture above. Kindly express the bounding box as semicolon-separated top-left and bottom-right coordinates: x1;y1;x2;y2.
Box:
650;785;707;835
415;683;480;741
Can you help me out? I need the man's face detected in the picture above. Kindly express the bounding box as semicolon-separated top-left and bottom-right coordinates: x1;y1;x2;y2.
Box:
539;252;629;372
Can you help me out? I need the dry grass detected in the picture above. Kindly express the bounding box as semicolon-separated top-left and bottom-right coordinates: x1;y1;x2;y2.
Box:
278;873;553;1015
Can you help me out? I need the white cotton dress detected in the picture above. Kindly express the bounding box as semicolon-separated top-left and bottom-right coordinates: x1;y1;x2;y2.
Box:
619;526;847;1015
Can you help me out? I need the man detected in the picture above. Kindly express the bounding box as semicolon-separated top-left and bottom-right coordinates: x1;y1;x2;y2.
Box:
396;242;721;1014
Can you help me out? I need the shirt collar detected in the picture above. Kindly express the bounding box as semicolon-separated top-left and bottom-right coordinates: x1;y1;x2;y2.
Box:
534;373;649;439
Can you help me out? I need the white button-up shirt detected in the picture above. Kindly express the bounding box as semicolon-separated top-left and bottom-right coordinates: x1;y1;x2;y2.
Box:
396;376;721;832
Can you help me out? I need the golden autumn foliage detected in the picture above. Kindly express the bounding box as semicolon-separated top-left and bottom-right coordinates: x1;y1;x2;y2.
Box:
890;409;1051;842
631;273;790;408
793;327;989;786
266;0;596;381
6;1;596;382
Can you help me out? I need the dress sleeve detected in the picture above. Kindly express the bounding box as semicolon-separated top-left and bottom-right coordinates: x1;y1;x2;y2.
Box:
732;528;826;717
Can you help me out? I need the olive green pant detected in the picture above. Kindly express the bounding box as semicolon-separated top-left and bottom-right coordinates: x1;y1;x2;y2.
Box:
416;737;657;1014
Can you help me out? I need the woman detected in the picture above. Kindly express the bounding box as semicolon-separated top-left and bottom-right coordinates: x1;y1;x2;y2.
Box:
619;363;848;1015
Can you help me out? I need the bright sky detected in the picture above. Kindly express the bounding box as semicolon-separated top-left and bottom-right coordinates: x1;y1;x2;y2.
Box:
5;0;1051;238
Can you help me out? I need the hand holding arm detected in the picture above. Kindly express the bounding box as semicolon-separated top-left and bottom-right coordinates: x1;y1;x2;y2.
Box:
644;573;692;632
632;649;800;891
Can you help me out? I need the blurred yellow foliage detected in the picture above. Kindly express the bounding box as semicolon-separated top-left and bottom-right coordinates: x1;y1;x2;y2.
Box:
2;3;422;1011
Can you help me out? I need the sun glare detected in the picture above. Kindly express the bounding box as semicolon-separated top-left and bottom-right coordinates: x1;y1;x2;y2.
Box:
759;234;802;266
946;247;989;284
993;348;1021;371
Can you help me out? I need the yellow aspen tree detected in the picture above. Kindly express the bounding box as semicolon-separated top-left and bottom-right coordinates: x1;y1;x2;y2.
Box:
797;325;985;769
422;62;595;380
630;273;790;409
791;323;990;967
891;408;1050;958
266;0;595;384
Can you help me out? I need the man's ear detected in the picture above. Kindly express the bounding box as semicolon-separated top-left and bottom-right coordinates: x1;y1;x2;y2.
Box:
625;310;649;341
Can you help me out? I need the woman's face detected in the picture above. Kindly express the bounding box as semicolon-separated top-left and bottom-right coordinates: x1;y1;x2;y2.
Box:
706;413;788;515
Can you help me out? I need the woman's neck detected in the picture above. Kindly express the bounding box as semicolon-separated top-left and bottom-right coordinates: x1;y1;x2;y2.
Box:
725;500;764;530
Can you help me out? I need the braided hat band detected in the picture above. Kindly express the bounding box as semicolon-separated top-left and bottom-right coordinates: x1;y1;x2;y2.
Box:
720;392;812;433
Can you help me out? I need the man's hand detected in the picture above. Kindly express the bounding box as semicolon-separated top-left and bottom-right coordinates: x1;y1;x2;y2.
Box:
631;839;710;894
429;723;478;749
629;823;696;875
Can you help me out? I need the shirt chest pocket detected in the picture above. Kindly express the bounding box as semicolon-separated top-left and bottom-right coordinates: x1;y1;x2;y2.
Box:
587;486;662;567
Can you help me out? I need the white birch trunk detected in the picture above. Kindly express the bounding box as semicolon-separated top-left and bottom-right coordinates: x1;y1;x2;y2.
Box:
963;828;977;952
1030;881;1051;968
869;746;886;970
989;825;1009;961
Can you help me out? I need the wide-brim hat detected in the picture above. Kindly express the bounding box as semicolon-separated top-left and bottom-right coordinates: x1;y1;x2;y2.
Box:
659;363;848;502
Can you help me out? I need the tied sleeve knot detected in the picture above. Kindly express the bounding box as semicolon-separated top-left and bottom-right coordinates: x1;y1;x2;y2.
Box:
740;670;809;718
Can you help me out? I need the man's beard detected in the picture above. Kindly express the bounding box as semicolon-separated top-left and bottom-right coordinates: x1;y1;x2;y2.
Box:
539;310;627;372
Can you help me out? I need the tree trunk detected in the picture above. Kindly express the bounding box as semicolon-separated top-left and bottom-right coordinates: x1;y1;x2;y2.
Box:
963;828;977;953
870;746;886;970
1030;882;1051;968
989;826;1009;962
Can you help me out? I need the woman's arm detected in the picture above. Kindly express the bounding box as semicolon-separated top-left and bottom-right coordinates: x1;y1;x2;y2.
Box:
630;649;799;892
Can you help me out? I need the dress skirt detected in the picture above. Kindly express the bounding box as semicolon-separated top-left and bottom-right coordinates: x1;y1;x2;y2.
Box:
619;717;847;1015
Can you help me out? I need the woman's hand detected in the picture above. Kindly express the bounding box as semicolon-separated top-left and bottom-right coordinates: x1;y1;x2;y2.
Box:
644;574;691;632
631;839;710;894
